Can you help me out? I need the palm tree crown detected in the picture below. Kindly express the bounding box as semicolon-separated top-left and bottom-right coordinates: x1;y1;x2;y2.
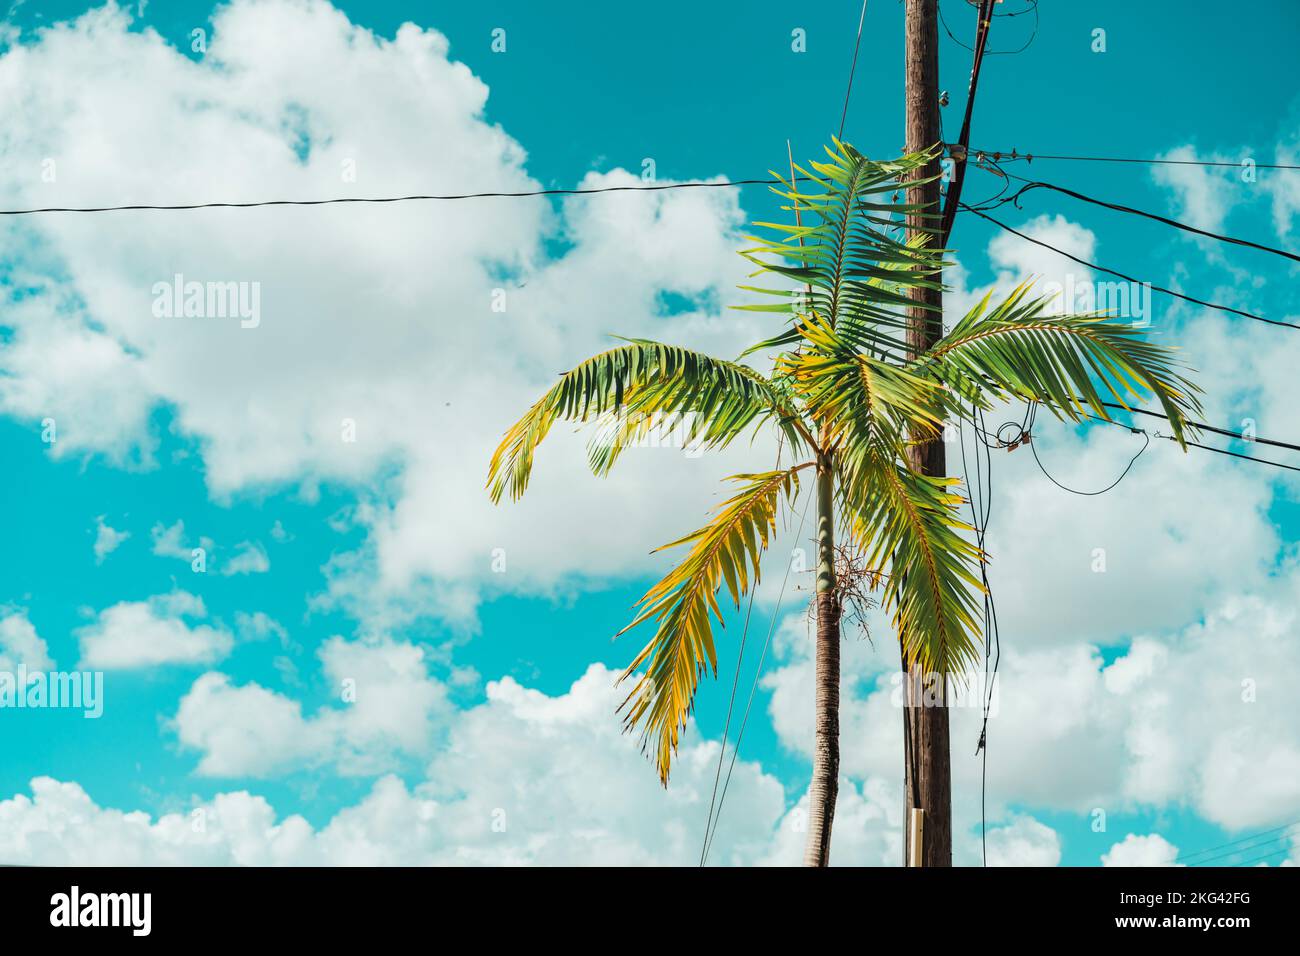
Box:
487;140;1200;786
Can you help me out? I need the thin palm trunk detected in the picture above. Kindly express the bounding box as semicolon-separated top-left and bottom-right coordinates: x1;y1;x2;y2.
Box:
803;458;840;866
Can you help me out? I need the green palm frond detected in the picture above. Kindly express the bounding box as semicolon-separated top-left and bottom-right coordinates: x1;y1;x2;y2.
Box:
920;282;1202;445
616;467;804;784
585;350;806;477
735;141;946;359
486;340;805;503
839;446;985;676
780;313;952;454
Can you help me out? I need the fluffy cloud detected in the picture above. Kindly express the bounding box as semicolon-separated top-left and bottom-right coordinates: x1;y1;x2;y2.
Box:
1102;833;1179;867
77;591;234;669
0;0;770;633
755;778;902;867
1265;132;1300;239
0;296;158;467
233;610;289;645
984;815;1062;867
150;520;211;562
0;647;1060;865
173;673;326;777
0;610;54;672
221;540;270;576
0;776;316;866
174;635;452;777
92;515;130;563
763;561;1300;838
1151;145;1238;237
3;663;801;865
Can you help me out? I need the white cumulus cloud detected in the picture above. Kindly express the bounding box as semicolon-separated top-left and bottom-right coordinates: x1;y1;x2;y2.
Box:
0;610;54;672
77;591;234;670
92;515;130;563
1102;833;1180;867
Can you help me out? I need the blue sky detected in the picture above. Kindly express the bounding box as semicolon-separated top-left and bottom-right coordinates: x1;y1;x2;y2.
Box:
0;0;1298;866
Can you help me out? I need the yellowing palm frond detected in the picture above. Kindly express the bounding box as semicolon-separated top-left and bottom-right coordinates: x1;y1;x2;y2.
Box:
616;467;804;784
840;445;985;676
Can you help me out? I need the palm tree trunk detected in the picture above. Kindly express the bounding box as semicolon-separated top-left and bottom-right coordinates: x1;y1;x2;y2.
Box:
803;460;840;867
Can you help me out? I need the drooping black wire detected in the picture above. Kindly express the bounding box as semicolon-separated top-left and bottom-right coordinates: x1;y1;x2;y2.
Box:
958;202;1299;329
941;0;1039;56
986;172;1300;265
698;423;795;866
1084;400;1300;455
1030;425;1150;496
4;147;1296;218
969;390;1300;476
959;401;1001;866
961;158;1012;211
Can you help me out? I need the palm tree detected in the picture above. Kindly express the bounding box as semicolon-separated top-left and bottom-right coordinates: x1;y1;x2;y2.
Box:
486;141;1199;866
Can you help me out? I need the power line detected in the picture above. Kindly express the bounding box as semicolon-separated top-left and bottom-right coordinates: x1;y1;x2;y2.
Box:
837;0;870;141
1095;401;1300;456
0;179;795;216
939;0;1038;56
698;510;764;867
1031;422;1150;495
959;147;1300;172
938;0;995;245
1176;819;1300;863
701;142;808;868
701;488;813;866
1189;834;1296;866
1181;438;1300;475
960;402;1004;865
1080;406;1300;477
1232;845;1294;867
1005;401;1300;486
958;202;1299;329
986;174;1300;265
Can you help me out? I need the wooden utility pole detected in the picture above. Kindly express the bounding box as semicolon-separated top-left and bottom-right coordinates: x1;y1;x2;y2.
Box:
902;0;952;868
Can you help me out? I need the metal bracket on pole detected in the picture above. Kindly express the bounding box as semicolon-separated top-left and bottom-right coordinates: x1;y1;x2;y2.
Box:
908;807;925;867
